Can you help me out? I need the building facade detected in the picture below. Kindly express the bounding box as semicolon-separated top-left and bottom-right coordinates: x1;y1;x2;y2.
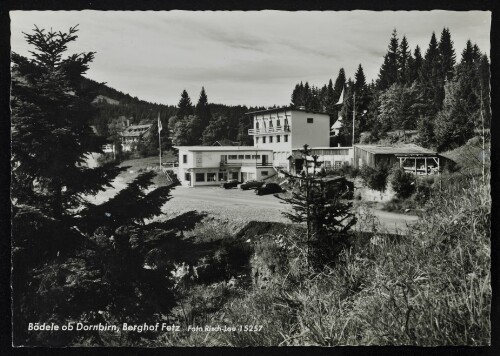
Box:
120;124;152;152
247;107;331;170
175;146;275;187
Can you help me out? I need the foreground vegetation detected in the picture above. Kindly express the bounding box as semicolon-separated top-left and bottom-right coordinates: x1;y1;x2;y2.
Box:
152;175;490;346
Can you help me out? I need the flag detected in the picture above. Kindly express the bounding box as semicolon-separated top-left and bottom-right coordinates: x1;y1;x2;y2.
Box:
335;88;344;105
158;113;162;132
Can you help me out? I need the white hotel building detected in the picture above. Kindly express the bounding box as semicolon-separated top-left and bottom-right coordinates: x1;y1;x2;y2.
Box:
247;107;353;172
175;107;354;186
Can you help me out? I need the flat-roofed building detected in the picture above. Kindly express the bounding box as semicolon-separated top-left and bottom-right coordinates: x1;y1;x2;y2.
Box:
174;146;274;187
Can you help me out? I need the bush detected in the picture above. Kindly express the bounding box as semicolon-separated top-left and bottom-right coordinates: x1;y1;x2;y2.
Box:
390;167;415;198
360;164;389;192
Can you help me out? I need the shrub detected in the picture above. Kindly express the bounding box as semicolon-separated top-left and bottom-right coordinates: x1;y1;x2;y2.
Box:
390;167;415;198
360;164;389;192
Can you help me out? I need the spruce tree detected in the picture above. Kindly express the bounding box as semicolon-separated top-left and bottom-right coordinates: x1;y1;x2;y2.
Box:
11;26;123;220
291;83;302;107
398;35;411;84
176;89;193;119
439;27;456;80
411;45;424;82
195;86;212;129
420;32;444;116
461;40;475;65
377;29;399;90
354;64;367;92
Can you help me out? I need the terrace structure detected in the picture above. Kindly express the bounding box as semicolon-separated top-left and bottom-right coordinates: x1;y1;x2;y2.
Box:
353;144;442;175
174;146;274;187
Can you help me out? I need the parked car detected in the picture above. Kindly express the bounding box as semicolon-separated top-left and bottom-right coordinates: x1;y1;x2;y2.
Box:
239;180;265;190
220;179;240;189
255;182;283;195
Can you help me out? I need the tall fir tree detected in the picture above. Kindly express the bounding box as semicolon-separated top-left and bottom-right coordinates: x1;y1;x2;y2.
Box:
461;40;475;65
377;29;399;90
354;64;367;92
195;86;212;129
398;35;411;84
420;32;444;116
291;83;303;107
411;45;424;82
176;89;193;119
11;26;123;220
439;27;456;81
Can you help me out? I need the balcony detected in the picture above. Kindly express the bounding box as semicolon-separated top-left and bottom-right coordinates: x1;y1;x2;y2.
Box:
220;162;273;169
248;125;290;135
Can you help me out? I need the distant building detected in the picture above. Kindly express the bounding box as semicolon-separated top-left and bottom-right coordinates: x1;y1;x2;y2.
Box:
354;144;443;175
175;146;274;187
246;106;331;171
120;124;152;152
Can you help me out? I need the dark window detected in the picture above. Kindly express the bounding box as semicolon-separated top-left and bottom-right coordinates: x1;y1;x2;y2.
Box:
228;155;237;159
183;154;188;164
238;155;244;159
195;173;205;182
307;118;314;123
263;137;266;143
207;173;216;181
255;137;259;144
245;155;251;159
277;119;281;127
218;172;227;181
261;171;269;176
284;135;288;142
184;173;191;181
277;135;281;143
256;122;260;129
231;172;239;179
269;136;273;143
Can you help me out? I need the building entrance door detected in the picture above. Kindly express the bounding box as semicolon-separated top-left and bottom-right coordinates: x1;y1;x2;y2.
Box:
262;155;268;166
241;172;248;182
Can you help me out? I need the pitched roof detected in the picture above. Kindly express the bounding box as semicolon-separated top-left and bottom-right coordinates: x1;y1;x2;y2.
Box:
120;124;151;137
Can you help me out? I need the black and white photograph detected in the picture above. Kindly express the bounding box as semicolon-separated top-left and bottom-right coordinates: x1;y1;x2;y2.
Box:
8;7;492;347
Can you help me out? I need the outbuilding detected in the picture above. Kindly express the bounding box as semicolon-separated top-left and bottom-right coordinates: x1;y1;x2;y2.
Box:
353;144;442;175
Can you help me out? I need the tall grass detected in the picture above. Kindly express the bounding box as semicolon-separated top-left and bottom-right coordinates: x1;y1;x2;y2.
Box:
217;177;490;346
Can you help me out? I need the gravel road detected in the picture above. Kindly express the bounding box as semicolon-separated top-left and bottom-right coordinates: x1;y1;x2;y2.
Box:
85;169;420;234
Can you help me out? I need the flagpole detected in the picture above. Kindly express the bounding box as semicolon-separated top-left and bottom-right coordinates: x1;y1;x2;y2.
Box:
352;92;356;146
158;112;162;171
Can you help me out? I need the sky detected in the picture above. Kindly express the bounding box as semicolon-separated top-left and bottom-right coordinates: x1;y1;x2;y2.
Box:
10;11;491;107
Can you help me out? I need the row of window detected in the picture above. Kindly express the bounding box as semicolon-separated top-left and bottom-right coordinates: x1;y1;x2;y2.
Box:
227;154;262;160
187;171;269;182
255;118;288;129
256;135;288;144
182;154;267;164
